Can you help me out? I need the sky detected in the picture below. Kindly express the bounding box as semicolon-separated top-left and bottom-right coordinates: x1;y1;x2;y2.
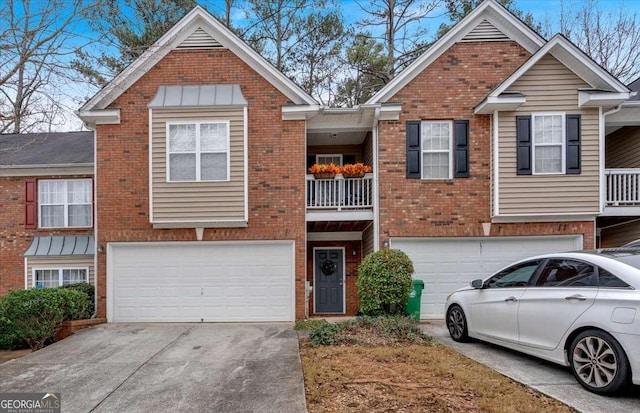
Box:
11;0;640;132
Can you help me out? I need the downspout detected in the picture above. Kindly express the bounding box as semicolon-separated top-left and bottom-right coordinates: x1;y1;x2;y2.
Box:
373;107;380;251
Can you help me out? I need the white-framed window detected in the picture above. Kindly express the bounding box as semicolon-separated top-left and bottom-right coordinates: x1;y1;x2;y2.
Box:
167;121;230;182
33;268;88;288
316;154;343;166
532;113;565;174
38;179;92;228
421;121;453;179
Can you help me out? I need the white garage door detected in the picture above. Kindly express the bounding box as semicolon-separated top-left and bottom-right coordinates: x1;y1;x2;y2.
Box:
108;241;294;322
391;236;583;319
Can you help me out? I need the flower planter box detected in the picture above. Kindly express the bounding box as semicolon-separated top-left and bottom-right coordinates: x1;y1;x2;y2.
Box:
55;318;107;341
313;173;336;179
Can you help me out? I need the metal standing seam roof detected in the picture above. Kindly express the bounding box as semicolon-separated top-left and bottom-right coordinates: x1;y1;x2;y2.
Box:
24;236;95;257
148;84;248;108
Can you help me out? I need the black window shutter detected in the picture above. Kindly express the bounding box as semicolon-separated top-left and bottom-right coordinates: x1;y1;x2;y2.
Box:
516;115;532;175
454;120;469;178
566;114;581;174
406;121;421;178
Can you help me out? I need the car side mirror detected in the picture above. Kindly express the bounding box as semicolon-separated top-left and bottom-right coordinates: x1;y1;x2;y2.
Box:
471;279;484;289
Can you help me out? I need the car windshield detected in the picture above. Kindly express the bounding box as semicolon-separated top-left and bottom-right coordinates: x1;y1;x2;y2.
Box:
600;250;640;270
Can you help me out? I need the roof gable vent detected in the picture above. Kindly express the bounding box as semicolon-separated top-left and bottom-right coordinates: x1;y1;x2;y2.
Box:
177;27;224;48
461;19;509;42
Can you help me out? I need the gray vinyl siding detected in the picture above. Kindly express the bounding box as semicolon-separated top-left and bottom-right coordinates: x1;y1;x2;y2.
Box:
498;54;600;215
600;221;640;248
151;107;245;223
26;255;95;288
606;127;640;168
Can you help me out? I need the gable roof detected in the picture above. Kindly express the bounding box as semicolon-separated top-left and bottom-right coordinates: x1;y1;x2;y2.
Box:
0;131;93;167
366;0;545;104
79;6;317;114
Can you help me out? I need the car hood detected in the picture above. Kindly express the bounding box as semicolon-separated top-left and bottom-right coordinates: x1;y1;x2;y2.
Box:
453;285;475;294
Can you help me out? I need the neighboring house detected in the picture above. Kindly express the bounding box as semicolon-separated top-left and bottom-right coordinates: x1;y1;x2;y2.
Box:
599;78;640;246
0;132;95;296
0;0;627;322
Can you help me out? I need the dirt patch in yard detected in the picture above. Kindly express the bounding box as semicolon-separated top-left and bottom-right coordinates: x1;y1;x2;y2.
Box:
300;343;575;413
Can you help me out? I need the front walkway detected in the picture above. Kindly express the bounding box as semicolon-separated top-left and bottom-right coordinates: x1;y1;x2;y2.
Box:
421;321;640;413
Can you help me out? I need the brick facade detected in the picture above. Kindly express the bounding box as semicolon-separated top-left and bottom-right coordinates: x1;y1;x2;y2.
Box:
0;175;93;295
94;48;307;319
377;41;595;248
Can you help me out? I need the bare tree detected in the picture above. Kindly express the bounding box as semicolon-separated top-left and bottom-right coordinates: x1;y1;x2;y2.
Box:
0;0;90;133
74;0;196;87
355;0;441;82
549;0;640;83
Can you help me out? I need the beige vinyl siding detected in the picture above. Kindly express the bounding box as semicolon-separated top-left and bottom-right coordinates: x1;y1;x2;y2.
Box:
461;20;509;42
498;54;600;215
177;27;224;48
362;224;374;256
362;133;374;167
152;108;245;223
606;127;640;168
26;255;95;288
600;221;640;248
308;145;362;163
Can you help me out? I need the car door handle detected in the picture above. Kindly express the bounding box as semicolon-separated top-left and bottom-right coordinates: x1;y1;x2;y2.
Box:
565;294;587;301
504;296;518;302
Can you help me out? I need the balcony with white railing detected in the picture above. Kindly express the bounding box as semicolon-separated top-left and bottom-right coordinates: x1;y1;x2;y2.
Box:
604;169;640;215
306;173;374;221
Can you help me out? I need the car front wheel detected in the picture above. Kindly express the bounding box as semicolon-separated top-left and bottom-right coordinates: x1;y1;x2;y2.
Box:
569;329;630;395
446;304;469;342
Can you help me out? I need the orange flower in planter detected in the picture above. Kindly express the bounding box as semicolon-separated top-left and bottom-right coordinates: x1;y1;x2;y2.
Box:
309;163;341;178
341;163;372;178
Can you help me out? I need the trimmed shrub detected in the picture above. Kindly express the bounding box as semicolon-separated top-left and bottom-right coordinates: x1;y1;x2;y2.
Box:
0;304;27;350
356;249;414;316
0;288;90;350
309;322;342;346
59;282;95;319
308;315;432;347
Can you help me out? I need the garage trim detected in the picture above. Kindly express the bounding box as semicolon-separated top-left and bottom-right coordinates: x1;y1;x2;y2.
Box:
106;240;296;322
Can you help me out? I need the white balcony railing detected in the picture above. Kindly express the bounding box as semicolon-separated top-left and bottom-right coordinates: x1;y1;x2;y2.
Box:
306;173;373;210
605;168;640;206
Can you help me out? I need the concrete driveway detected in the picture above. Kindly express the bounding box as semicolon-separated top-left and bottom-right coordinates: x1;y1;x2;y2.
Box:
0;323;307;413
422;321;640;413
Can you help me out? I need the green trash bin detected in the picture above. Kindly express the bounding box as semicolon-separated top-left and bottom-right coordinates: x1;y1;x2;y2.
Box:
405;279;424;321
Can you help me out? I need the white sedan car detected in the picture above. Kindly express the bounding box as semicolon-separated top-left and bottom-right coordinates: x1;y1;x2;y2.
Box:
445;249;640;395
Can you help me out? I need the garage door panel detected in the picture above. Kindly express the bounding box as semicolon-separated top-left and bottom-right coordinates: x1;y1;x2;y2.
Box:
109;242;294;322
391;236;582;319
